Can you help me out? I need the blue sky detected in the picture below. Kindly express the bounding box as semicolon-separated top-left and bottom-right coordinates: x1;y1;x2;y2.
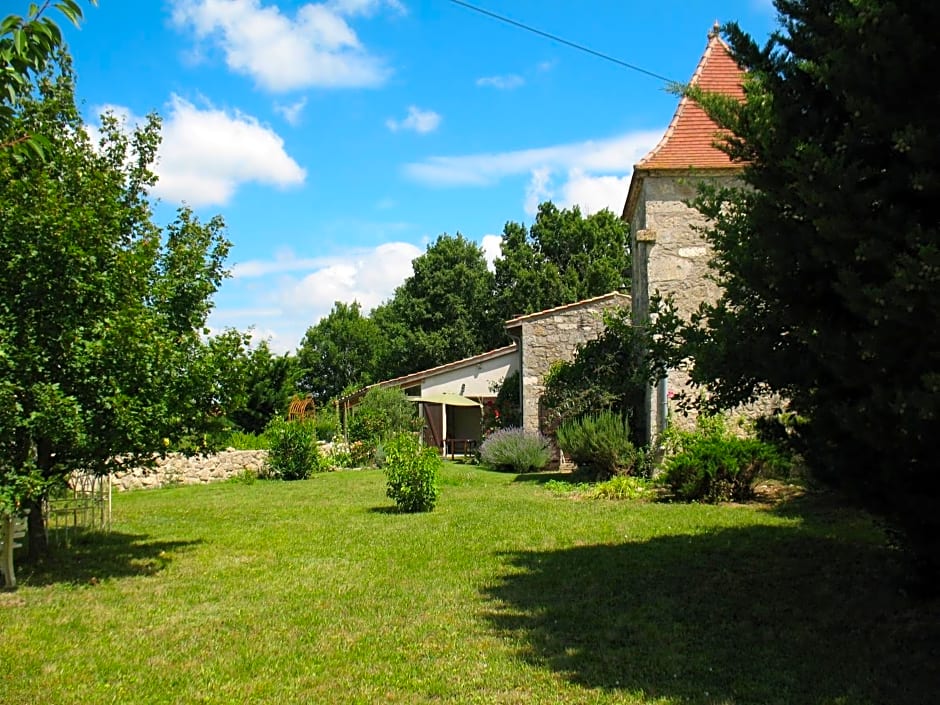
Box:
60;0;778;352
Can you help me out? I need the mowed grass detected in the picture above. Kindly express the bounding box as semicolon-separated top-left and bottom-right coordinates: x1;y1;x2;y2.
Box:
2;465;938;705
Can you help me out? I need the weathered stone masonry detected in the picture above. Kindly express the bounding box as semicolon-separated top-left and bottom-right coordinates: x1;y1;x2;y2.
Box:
622;28;750;444
506;292;631;436
628;173;741;439
111;450;268;491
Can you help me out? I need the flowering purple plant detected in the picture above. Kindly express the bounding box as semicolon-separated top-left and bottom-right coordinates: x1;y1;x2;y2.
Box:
478;427;551;473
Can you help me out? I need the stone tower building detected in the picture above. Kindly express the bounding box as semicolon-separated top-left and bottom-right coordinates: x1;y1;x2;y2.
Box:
621;28;746;445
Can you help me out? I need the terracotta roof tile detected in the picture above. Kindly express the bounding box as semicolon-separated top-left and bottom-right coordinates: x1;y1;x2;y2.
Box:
636;30;745;171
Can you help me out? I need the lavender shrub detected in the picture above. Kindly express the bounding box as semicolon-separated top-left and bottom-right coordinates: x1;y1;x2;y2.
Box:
478;427;551;473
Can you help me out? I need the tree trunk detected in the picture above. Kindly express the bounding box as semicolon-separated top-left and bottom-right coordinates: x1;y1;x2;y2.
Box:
25;495;47;559
26;436;55;559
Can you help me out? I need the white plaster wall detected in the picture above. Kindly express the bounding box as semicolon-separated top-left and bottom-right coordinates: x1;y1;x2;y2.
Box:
421;351;518;398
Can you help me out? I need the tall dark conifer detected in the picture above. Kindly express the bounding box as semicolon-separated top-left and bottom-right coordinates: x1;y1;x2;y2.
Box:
683;0;940;589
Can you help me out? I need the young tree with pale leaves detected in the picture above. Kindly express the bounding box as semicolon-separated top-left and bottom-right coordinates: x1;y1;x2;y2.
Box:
0;54;246;556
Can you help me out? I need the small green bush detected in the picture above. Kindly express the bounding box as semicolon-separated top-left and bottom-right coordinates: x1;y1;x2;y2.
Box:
587;475;653;500
658;415;788;503
373;441;386;469
320;442;352;470
382;433;441;513
556;411;637;479
492;370;521;428
348;387;423;445
542;479;592;496
221;430;269;450
478;427;551;473
348;440;375;468
263;417;323;480
541;475;652;500
314;411;342;442
227;468;258;485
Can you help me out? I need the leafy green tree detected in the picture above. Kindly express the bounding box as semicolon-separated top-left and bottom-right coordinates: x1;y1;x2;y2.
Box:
228;340;296;435
373;234;496;378
493;219;565;321
296;301;383;401
347;387;422;446
541;306;651;441
1;1;94;154
361;205;629;384
678;2;940;588
493;202;631;324
491;370;521;429
0;65;242;555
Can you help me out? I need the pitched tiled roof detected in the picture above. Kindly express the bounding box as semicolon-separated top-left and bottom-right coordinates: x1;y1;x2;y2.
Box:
635;28;745;171
337;345;518;404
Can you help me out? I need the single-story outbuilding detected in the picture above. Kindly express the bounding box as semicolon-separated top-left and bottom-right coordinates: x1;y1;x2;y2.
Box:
340;345;517;452
340;291;631;459
505;291;630;436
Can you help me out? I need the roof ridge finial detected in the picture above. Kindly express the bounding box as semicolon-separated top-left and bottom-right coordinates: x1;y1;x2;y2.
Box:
709;20;721;38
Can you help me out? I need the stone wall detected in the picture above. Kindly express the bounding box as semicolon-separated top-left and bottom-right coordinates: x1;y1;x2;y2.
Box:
631;175;740;323
111;450;268;491
629;174;738;440
514;293;631;435
629;172;779;440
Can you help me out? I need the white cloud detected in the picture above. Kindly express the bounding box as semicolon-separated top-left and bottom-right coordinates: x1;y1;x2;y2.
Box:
404;130;661;186
275;97;308;125
171;0;393;91
522;167;634;217
476;74;524;90
92;103;137;129
386;106;441;134
207;313;298;354
212;240;421;353
214;306;285;320
245;327;292;351
232;251;324;278
285;241;420;310
92;97;306;207
159;95;305;206
404;129;661;215
480;234;502;271
560;169;633;216
524;167;553;216
327;0;405;16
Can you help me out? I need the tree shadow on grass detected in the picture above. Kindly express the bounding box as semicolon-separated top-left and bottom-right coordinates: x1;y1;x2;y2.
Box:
511;467;598;485
482;525;940;705
15;531;202;587
367;505;401;515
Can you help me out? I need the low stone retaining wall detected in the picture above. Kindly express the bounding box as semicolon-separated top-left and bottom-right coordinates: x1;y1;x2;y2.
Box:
112;450;268;491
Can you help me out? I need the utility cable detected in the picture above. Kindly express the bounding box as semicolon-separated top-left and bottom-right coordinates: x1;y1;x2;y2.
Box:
447;0;678;85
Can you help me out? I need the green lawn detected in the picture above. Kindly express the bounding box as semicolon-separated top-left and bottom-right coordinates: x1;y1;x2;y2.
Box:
2;465;937;704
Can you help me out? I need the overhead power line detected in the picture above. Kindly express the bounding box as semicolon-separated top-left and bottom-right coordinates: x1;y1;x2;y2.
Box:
447;0;677;85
